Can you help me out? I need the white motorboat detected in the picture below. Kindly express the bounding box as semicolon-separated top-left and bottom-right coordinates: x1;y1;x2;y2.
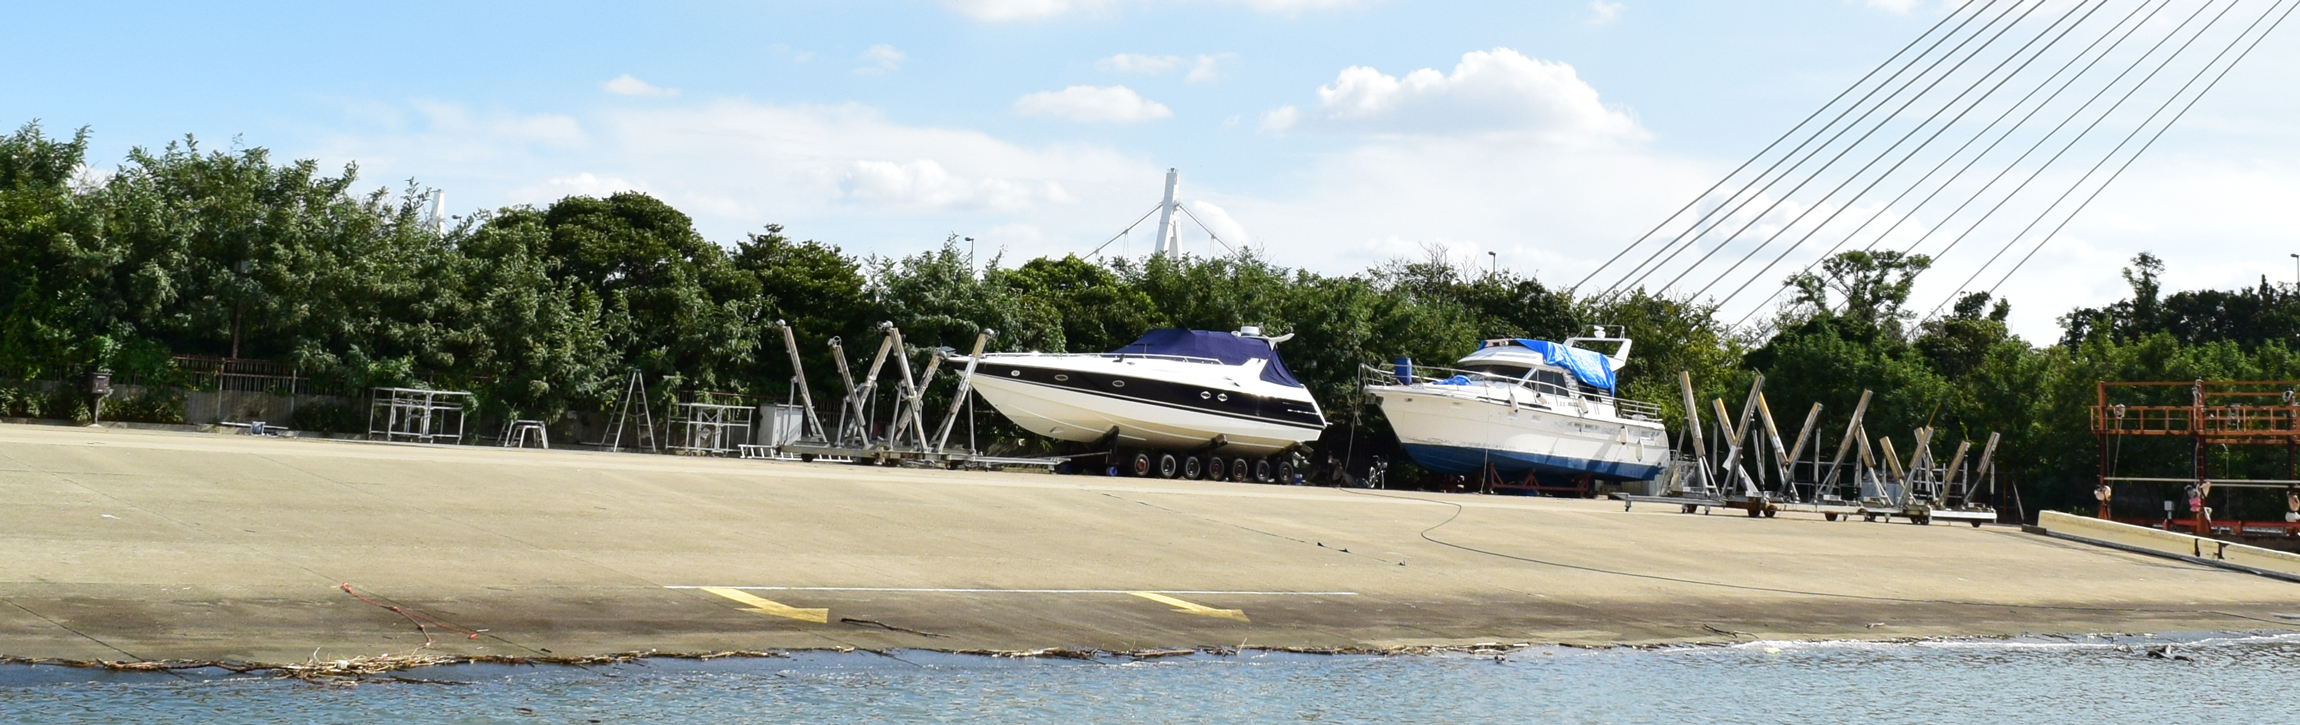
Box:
1364;328;1666;482
954;327;1327;479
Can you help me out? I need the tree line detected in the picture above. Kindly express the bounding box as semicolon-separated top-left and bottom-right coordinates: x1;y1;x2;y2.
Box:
5;121;2296;517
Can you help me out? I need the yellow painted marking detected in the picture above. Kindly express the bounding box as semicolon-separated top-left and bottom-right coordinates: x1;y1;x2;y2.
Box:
1129;591;1249;622
700;587;829;623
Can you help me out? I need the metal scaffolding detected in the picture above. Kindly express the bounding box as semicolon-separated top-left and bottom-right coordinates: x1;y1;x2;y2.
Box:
368;388;471;444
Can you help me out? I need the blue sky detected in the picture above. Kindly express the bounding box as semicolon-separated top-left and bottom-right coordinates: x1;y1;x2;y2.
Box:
8;0;2297;339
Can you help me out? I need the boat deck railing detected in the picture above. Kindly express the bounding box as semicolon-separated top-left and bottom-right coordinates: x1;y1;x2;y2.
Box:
984;351;1228;365
1359;363;1662;420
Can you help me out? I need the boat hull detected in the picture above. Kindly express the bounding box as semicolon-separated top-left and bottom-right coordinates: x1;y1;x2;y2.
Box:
1371;386;1665;480
967;360;1324;456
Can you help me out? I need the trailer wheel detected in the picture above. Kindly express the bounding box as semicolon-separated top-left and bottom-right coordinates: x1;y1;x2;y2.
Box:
1745;507;1762;518
1763;508;1777;518
1276;462;1295;484
1231;458;1250;482
1205;456;1224;481
1130;452;1153;477
1825;513;1839;522
1681;504;1698;515
1158;453;1180;479
1970;520;1982;528
1182;455;1204;480
1254;459;1272;483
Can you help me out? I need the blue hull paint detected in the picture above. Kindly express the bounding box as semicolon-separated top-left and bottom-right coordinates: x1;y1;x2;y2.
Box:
1401;444;1664;481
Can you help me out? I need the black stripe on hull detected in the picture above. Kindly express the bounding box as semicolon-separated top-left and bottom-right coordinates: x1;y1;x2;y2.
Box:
975;360;1327;431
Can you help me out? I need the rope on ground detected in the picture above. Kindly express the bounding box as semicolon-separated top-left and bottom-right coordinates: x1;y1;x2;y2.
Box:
338;582;482;647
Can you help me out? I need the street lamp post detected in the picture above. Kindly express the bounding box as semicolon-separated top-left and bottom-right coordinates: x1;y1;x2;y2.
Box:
2289;253;2297;287
1487;251;1498;278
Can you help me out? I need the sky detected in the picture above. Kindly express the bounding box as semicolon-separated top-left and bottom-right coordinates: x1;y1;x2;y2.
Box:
6;0;2297;341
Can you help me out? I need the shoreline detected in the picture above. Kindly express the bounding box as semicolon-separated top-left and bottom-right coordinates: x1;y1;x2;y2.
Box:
4;423;2297;665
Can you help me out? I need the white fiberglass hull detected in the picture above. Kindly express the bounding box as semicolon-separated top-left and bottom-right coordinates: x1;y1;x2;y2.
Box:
962;355;1325;456
1369;384;1666;480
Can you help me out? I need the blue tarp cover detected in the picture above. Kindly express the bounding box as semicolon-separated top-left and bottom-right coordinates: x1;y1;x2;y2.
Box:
1509;339;1617;392
1112;328;1304;387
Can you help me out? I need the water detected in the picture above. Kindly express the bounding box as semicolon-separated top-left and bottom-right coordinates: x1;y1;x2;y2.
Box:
5;633;2295;723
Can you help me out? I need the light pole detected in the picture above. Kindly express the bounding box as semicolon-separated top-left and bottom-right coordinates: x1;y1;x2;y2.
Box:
1487;251;1498;278
966;236;977;276
2289;253;2296;287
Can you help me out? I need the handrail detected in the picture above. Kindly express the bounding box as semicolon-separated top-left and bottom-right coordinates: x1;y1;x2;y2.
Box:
1359;363;1662;420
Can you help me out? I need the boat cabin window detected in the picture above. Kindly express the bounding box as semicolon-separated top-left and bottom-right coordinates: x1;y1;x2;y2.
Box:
1462;363;1530;380
1528;368;1571;391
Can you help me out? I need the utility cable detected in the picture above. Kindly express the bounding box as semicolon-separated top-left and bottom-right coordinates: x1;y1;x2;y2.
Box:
1952;0;2299;322
1610;0;2040;299
1592;0;2015;300
1175;203;1240;256
1566;0;1988;295
1685;0;2102;302
1724;0;2181;327
1637;0;2052;297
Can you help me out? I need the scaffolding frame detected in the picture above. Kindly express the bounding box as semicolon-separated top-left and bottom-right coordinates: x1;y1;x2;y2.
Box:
668;401;754;455
367;387;472;444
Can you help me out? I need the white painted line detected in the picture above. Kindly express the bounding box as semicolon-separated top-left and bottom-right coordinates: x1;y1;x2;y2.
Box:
665;586;1357;595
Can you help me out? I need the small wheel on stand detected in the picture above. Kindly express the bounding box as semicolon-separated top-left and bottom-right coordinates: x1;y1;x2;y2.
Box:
1157;453;1180;479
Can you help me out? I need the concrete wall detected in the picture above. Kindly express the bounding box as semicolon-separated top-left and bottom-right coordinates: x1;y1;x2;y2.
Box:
2039;510;2300;578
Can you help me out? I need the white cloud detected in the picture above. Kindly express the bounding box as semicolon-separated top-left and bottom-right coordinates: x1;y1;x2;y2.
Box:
1097;53;1185;74
1014;85;1173;122
1187;200;1252;247
1095;53;1233;83
855;44;907;75
1259;106;1299;132
1861;0;1942;13
941;0;1363;20
1281;48;1646;143
1186;54;1234;83
602;74;679;97
511;172;645;203
1587;1;1624;25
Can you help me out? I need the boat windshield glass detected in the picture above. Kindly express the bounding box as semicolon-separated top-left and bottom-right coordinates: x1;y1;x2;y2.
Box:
1461;363;1529;380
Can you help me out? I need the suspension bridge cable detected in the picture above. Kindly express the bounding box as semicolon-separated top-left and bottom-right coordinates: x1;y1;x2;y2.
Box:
1590;0;2016;299
1086;203;1164;257
1634;0;2052;296
1947;0;2297;322
1565;0;1988;295
1684;0;2102;301
1723;0;2180;326
1901;0;2238;270
1728;0;2230;326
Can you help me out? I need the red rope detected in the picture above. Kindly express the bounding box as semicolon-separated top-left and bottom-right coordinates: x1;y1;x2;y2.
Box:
338;582;480;647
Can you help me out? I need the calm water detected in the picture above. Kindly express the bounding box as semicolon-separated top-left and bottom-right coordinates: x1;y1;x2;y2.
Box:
5;633;2295;723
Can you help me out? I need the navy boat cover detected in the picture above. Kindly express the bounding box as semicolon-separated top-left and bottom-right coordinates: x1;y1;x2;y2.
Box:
1112;329;1304;388
1508;339;1617;392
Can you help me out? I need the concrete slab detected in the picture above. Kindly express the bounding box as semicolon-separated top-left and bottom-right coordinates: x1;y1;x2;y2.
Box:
1;423;2295;664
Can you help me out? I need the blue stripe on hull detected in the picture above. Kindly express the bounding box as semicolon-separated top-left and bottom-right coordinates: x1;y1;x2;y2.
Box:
1401;444;1664;481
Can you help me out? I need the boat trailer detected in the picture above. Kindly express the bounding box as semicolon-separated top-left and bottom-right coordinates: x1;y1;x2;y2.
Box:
762;320;1064;470
1616;371;2000;526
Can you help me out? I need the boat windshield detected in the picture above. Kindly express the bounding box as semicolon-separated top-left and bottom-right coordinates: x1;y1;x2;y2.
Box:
1461;363;1573;391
